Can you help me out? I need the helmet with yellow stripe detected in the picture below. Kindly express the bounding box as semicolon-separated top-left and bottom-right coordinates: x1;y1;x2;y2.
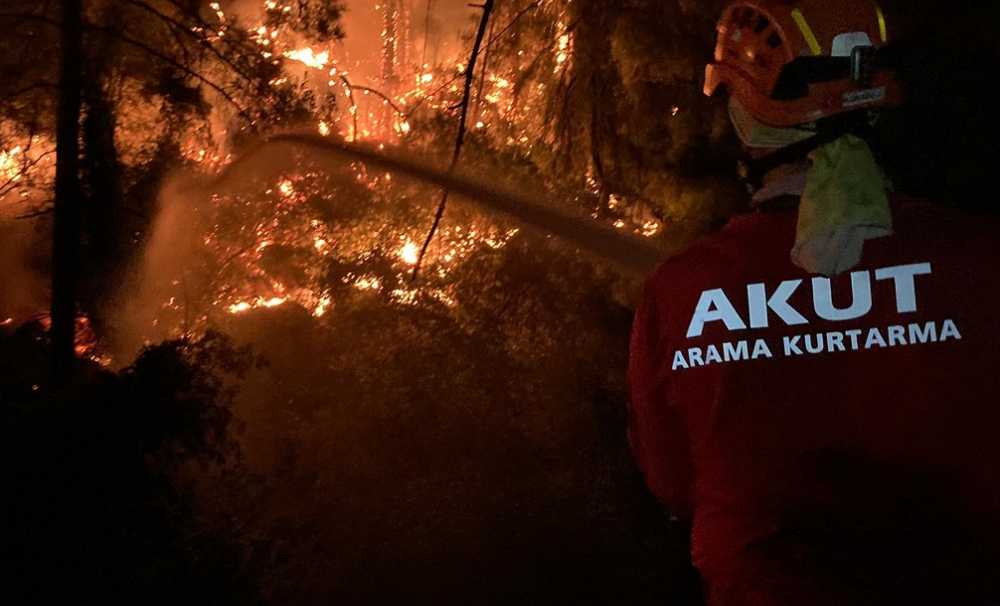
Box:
705;0;903;134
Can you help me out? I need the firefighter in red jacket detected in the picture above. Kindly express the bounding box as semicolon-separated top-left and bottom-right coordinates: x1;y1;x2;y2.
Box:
628;1;1000;604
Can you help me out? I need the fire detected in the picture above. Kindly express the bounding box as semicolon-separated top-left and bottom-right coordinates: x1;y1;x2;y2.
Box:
399;240;420;265
354;276;382;291
227;296;287;314
313;295;332;317
285;47;330;69
130;0;632;347
555;32;573;71
1;146;22;182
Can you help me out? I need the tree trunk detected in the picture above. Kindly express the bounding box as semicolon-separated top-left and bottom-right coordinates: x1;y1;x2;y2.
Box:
81;48;126;335
52;0;83;385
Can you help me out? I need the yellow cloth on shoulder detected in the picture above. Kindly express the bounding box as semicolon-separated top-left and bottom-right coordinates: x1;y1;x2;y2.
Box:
791;134;892;276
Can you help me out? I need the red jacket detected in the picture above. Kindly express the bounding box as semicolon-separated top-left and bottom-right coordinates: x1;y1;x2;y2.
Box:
628;197;1000;605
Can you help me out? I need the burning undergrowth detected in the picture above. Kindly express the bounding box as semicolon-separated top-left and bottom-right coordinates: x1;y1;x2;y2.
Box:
114;139;528;358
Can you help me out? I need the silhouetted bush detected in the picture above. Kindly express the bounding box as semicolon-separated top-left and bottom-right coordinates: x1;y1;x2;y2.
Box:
3;327;259;605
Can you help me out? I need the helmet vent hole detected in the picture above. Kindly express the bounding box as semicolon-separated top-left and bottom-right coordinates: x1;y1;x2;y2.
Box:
754;16;770;34
734;8;755;28
767;32;782;49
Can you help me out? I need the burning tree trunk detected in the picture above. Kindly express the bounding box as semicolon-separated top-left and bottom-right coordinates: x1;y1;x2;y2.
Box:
51;0;83;384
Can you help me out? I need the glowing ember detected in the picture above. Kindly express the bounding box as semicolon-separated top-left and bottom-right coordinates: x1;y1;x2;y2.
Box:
354;276;382;291
227;296;287;314
228;302;252;313
1;146;22;182
318;121;331;136
555;31;573;71
399;241;420;265
641;220;661;237
313;295;332;317
285;47;330;69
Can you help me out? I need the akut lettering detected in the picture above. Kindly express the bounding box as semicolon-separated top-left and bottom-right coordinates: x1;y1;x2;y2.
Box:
686;263;931;339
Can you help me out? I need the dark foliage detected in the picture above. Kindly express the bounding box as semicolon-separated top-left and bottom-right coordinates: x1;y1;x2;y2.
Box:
2;326;258;604
875;1;1000;212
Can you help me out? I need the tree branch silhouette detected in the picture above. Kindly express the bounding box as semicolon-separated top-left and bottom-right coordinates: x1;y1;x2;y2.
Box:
412;0;495;281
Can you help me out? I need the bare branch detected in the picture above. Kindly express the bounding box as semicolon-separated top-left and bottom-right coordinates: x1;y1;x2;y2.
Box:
121;0;260;85
0;149;56;199
402;70;465;118
473;13;496;121
339;76;359;143
15;206;54;220
89;24;255;124
404;1;542;120
0;11;254;122
487;0;542;47
412;0;495;281
346;83;406;117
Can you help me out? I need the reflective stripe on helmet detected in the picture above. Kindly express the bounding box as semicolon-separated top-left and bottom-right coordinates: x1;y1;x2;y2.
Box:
874;3;888;43
791;8;823;56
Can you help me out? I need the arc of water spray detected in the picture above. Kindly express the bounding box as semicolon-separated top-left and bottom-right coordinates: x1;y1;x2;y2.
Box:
205;132;667;278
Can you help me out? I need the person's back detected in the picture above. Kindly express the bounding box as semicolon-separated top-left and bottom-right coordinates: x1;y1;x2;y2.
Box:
629;196;1000;604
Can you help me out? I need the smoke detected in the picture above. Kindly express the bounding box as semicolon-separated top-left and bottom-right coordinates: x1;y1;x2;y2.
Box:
110;173;211;360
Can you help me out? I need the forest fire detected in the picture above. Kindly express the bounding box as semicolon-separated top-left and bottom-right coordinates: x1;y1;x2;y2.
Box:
0;0;664;356
8;1;995;604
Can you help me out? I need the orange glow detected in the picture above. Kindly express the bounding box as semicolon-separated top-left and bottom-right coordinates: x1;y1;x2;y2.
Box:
1;146;23;182
285;47;330;69
313;295;332;317
227;296;287;314
399;241;420;265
